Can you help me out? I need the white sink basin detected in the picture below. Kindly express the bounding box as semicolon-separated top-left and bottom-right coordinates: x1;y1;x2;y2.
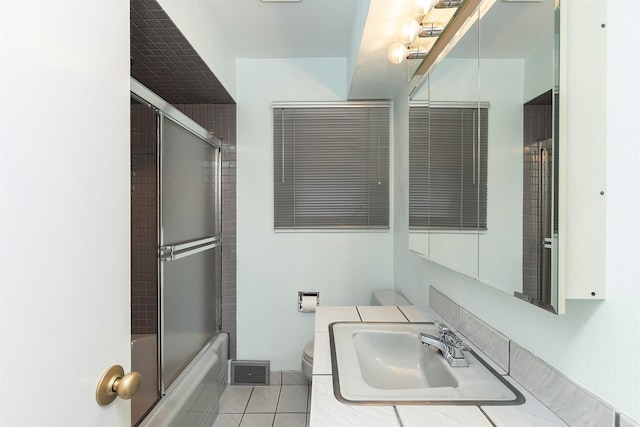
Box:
329;322;524;405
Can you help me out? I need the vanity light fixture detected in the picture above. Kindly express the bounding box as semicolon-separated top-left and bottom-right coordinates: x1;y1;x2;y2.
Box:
388;0;463;64
439;0;464;7
401;20;445;43
410;0;440;17
387;43;427;65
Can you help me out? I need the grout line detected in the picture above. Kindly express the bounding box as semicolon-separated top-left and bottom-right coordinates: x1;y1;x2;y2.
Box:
273;384;283;418
242;387;255;414
478;406;498;427
508;340;512;375
397;306;410;322
393;406;404;427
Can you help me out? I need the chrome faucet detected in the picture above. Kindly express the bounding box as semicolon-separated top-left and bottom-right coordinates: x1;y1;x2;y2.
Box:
419;321;469;367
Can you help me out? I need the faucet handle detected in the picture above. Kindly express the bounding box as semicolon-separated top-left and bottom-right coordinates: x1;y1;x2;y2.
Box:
434;320;449;334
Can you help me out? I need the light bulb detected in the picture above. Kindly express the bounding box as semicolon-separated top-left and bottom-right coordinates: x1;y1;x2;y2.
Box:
387;42;409;65
399;19;422;43
410;0;438;16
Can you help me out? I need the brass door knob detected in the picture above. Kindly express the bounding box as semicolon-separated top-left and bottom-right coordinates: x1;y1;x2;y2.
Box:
96;365;142;406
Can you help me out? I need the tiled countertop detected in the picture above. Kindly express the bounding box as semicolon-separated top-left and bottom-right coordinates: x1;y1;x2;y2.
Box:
309;306;568;427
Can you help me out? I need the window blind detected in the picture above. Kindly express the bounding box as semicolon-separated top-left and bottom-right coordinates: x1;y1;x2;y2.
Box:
409;103;488;230
273;103;390;230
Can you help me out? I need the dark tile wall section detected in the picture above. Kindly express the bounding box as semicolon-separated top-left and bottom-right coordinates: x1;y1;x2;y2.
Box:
522;104;553;299
130;0;234;104
175;104;237;359
131;102;159;335
130;0;237;357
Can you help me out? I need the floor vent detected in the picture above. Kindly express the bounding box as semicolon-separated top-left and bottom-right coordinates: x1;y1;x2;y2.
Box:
230;360;270;385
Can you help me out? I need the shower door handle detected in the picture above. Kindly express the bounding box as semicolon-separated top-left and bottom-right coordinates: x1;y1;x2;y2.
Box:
160;236;221;262
543;237;553;249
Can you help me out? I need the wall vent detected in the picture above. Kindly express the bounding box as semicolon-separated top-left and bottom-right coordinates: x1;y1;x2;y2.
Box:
230;360;270;385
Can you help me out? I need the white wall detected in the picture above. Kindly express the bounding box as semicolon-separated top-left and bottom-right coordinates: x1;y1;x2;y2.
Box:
395;0;640;420
158;0;237;100
236;58;395;370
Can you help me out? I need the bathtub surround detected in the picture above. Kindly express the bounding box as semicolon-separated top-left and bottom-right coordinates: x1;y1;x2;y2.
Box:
130;0;238;359
141;333;229;427
131;102;160;336
428;287;635;427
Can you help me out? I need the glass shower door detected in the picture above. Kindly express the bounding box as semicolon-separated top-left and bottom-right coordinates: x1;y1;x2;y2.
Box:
159;115;221;391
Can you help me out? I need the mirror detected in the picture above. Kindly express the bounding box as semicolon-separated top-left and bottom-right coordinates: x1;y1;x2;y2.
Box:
409;0;560;313
409;8;481;279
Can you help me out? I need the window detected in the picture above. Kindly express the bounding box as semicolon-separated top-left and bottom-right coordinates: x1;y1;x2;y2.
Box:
409;102;488;230
273;102;390;230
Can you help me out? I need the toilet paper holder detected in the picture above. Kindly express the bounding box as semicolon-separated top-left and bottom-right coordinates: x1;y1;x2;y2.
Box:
298;291;319;312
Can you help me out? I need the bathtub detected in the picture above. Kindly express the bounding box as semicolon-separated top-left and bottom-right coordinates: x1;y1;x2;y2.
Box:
138;332;229;427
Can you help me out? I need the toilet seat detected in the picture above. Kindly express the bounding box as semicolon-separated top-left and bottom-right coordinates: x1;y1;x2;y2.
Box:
301;339;314;381
303;339;314;363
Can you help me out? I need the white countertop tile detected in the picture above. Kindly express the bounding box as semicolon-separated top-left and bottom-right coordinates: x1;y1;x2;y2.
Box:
397;405;493;427
482;377;569;427
310;375;399;427
310;305;569;427
312;331;332;375
315;307;360;331
357;306;407;322
620;413;640;427
398;305;438;322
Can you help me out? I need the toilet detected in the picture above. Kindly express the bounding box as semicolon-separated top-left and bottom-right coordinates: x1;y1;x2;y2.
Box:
301;289;410;381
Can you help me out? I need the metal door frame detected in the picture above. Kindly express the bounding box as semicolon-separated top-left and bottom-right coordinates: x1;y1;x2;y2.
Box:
130;78;222;396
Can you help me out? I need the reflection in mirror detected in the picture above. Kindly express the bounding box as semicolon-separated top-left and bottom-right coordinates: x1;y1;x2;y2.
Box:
408;8;481;280
514;90;559;312
408;0;560;313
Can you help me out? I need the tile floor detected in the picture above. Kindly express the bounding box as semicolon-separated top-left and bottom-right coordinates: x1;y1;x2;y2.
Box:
213;371;311;427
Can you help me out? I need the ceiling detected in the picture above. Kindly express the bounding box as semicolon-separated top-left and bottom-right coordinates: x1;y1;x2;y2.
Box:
131;0;556;104
207;0;417;100
206;0;366;59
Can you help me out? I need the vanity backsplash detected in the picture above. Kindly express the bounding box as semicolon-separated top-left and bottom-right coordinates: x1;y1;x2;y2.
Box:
428;287;638;427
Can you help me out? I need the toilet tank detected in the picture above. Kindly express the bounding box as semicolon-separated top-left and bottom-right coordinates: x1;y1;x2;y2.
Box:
370;289;410;306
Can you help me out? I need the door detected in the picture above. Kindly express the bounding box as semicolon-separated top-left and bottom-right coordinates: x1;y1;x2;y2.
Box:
159;115;221;391
1;1;132;425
